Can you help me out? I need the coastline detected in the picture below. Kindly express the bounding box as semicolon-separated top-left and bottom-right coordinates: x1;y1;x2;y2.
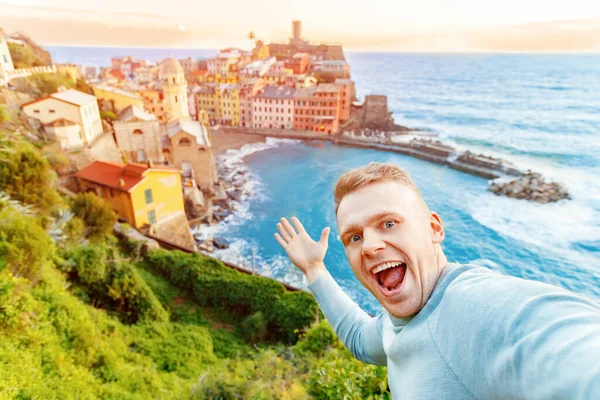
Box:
211;127;267;155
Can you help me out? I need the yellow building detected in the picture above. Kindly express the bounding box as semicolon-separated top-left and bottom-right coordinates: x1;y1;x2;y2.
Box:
75;161;185;229
217;83;240;126
56;63;80;82
205;74;238;84
196;85;219;125
92;83;144;112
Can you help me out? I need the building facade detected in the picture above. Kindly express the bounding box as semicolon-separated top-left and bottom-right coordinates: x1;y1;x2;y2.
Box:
164;119;216;191
0;28;15;86
252;86;295;129
161;57;189;120
92;84;144;112
75;161;185;229
114;105;163;163
22;89;103;148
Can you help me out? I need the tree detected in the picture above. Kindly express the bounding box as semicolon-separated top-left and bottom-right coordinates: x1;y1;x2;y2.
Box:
70;192;117;242
0;207;54;282
0;139;62;212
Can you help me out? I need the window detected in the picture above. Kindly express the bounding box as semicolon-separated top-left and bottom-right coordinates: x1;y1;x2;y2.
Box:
33;109;40;113
179;138;192;146
148;209;156;224
2;55;7;63
49;109;56;114
175;96;178;103
144;188;153;204
133;129;143;135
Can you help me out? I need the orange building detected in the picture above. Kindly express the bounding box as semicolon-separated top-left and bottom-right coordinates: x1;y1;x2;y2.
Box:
284;53;309;74
75;161;184;229
293;84;340;134
335;78;354;124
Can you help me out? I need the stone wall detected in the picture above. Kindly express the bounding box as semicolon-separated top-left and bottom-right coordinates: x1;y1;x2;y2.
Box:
341;95;410;132
150;211;196;251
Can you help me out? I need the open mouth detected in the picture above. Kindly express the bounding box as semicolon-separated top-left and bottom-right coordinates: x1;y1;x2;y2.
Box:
372;261;407;293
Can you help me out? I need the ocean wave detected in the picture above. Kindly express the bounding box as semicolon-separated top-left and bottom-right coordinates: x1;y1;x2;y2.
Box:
193;137;304;285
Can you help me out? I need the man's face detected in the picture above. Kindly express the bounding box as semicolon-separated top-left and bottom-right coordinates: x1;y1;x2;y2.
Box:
336;180;444;318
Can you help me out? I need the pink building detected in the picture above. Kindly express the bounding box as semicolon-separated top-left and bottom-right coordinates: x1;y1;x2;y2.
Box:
252;86;295;129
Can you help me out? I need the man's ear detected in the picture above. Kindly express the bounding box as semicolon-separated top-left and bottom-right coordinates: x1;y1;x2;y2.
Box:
430;212;445;244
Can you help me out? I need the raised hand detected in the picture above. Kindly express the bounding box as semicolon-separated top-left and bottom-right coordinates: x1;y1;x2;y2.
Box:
274;216;330;282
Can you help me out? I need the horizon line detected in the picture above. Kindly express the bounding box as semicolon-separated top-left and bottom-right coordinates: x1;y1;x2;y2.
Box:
42;43;600;55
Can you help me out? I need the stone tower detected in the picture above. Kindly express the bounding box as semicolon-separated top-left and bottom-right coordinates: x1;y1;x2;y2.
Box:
161;56;189;120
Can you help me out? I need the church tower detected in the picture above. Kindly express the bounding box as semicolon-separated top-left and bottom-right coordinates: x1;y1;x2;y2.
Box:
161;56;189;120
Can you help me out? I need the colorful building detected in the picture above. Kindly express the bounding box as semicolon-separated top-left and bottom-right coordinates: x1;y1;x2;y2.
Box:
285;53;309;74
75;161;185;230
139;89;166;122
335;78;354;124
92;83;144;112
195;84;219;125
217;83;240;126
22;89;103;149
293;84;340;134
252;86;295;129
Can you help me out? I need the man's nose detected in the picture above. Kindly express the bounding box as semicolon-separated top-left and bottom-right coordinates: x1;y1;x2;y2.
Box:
361;229;385;257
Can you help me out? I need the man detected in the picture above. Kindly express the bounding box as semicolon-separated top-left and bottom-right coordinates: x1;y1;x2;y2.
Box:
274;162;600;399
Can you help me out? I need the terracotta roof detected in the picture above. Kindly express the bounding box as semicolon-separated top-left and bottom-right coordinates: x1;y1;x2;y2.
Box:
75;161;179;192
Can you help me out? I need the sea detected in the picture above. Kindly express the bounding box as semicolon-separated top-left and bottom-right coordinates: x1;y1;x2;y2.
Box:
48;47;600;315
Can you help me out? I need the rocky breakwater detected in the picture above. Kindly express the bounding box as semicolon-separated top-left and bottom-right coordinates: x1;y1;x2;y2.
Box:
489;172;570;204
193;157;251;252
407;139;570;203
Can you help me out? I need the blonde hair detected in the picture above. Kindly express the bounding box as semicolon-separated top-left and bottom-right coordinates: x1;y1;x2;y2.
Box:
334;162;424;213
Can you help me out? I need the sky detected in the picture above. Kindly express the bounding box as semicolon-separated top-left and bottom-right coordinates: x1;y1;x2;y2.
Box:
1;0;600;52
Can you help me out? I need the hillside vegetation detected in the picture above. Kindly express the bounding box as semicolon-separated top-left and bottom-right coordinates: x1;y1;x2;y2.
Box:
0;126;390;398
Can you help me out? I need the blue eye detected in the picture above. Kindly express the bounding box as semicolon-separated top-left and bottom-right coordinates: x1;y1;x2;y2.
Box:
384;220;395;229
350;234;362;243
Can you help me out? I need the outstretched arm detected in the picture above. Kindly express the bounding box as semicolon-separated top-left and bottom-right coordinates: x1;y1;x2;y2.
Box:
275;217;387;366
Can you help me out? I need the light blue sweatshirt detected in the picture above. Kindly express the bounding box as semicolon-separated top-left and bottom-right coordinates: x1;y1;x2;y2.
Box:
307;262;600;399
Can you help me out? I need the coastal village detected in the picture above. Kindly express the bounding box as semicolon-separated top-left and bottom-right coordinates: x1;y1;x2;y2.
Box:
0;21;570;253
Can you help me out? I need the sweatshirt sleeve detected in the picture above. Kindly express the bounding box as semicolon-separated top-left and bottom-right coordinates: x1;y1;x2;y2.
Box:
430;270;600;400
307;269;387;366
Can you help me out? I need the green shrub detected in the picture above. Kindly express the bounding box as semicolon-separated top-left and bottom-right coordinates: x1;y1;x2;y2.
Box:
144;249;320;343
0;208;54;282
130;322;216;379
61;244;168;324
191;349;310;400
241;311;268;343
0;139;62;212
294;319;338;356
70;192;117;241
308;347;390;399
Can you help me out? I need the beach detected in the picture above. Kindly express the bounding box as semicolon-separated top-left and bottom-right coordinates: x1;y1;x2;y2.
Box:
210;128;267;154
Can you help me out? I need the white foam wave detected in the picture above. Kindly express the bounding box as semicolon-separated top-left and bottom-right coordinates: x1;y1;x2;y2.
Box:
468;192;600;258
193;136;304;287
